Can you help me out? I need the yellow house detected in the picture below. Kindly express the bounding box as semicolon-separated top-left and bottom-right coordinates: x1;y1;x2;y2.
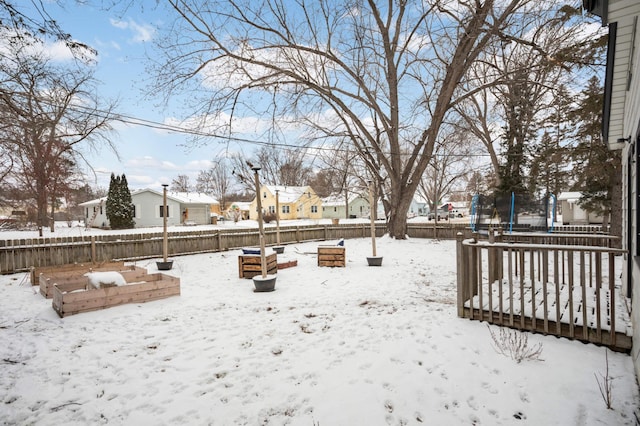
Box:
249;185;322;220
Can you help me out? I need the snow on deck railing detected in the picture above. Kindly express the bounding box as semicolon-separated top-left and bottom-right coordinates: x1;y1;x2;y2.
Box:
455;231;630;352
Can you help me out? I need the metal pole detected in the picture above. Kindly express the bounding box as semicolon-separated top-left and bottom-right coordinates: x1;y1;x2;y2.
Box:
369;180;377;257
253;167;267;278
162;184;168;262
275;189;281;245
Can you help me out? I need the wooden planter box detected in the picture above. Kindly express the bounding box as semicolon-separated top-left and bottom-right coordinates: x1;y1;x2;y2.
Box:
52;272;180;318
31;261;126;286
238;252;277;278
318;246;346;267
39;265;146;299
277;260;298;269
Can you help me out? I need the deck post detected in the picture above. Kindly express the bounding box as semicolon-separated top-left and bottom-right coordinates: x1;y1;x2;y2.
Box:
456;232;466;317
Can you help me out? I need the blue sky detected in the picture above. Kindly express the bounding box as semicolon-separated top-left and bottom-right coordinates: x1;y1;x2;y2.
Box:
20;2;233;191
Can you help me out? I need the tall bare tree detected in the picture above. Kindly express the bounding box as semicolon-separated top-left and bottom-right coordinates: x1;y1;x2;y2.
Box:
196;158;234;210
417;124;477;219
171;174;192;192
151;0;542;238
0;40;116;235
456;5;605;190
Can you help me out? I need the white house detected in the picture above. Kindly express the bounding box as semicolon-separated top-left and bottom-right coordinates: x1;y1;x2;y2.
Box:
557;192;604;224
584;0;640;378
80;189;219;228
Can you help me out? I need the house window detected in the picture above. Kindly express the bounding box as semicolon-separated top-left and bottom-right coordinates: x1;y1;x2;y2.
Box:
311;205;317;213
268;206;275;214
282;205;290;214
86;208;89;218
132;205;136;218
99;205;103;214
160;205;170;217
334;207;337;212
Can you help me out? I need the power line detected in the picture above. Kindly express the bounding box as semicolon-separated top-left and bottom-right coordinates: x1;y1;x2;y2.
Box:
2;89;495;159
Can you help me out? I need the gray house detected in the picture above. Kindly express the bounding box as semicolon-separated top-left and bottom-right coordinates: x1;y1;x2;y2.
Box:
80;189;219;228
322;193;370;219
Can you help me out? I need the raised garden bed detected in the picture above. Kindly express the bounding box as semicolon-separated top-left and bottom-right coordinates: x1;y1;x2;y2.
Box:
317;246;346;267
238;252;277;278
52;272;180;318
31;261;126;286
38;265;146;299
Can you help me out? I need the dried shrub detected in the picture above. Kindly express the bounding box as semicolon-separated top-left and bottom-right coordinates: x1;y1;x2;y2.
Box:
595;350;613;409
263;212;277;223
487;325;543;363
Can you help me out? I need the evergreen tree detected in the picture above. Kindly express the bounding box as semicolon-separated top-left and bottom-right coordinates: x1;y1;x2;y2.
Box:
569;76;620;231
119;174;136;229
106;173;135;229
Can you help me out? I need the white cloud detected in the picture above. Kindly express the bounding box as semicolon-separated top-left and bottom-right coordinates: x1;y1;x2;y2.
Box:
184;159;214;171
110;18;155;43
126;156;179;171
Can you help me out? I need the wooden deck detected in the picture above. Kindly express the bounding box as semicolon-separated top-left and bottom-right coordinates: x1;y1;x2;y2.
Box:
456;232;631;353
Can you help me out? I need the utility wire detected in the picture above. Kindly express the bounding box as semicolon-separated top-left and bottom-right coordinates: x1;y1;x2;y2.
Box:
2;89;495;159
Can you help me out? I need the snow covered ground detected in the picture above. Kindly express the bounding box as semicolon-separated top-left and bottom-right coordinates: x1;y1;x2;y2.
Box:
0;223;638;425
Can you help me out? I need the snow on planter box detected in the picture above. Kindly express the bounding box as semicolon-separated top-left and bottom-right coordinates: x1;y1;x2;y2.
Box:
39;264;146;299
32;261;127;287
51;271;180;318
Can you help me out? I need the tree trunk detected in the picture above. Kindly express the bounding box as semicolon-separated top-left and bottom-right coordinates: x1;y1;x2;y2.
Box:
386;186;414;239
37;191;47;237
50;194;55;232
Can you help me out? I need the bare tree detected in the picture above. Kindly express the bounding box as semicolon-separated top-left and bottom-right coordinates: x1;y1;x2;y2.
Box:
151;0;540;238
171;174;192;192
196;158;234;210
0;0;96;60
456;5;603;191
315;141;371;219
417;124;477;221
0;41;116;236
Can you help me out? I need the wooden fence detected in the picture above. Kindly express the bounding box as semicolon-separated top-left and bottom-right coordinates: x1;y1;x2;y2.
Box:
0;222;606;275
455;232;631;352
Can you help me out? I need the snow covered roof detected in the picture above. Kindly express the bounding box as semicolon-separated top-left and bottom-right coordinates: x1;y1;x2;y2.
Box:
322;193;367;207
557;192;582;202
78;196;107;207
78;189;219;207
227;201;251;210
165;191;219;204
264;185;313;203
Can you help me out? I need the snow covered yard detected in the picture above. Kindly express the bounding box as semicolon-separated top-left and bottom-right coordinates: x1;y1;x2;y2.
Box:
0;236;638;425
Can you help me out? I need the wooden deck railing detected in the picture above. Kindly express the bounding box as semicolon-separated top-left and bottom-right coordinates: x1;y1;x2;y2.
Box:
456;232;631;352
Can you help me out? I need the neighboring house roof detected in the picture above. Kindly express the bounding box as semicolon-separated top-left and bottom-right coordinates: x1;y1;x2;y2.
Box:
322;193;367;207
264;185;313;203
228;201;251;210
79;197;107;207
164;191;219;205
79;189;218;206
557;192;583;203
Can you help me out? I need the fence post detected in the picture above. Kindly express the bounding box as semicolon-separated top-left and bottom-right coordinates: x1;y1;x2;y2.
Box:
91;236;96;262
456;232;466;317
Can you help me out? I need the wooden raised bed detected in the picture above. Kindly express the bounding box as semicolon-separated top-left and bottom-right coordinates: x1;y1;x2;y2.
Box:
52;272;180;318
39;265;146;299
238;252;277;278
318;246;346;267
31;261;126;286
